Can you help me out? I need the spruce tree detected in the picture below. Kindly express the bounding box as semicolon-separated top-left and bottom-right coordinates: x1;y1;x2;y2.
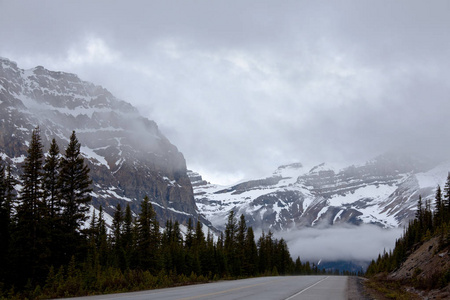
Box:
184;218;194;273
112;203;125;269
5;165;17;209
444;172;450;221
136;196;160;272
0;158;9;284
122;203;134;269
224;210;237;275
243;226;258;276
59;131;92;233
20;127;44;217
59;131;92;262
235;214;247;276
97;206;108;266
172;220;185;274
14;127;49;286
193;220;206;275
43;138;65;266
435;185;443;227
43;138;61;219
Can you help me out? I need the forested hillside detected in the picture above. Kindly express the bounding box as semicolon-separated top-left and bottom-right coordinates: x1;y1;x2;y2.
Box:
366;175;450;297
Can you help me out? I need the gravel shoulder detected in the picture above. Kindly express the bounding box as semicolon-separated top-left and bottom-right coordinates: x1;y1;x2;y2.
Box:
347;276;374;300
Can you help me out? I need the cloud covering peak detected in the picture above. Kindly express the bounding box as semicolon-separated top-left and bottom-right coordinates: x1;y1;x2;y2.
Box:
2;0;450;183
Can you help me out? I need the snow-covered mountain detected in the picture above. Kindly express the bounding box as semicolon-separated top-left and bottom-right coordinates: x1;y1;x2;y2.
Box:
191;153;447;232
0;57;211;228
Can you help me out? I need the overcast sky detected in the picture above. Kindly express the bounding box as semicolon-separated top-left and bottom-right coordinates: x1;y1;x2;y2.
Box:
1;0;450;184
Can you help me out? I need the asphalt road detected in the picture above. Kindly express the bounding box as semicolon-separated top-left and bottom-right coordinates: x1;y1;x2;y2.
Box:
69;276;348;300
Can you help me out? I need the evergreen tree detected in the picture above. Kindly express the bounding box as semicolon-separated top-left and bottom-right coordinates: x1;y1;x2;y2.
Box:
43;138;64;266
59;131;93;233
97;206;108;266
294;257;303;274
85;209;100;275
435;185;444;227
204;229;217;276
0;158;9;284
275;238;292;275
243;226;258;276
444;172;450;218
224;210;237;276
185;218;194;249
194;220;206;275
136;196;161;272
112;203;125;269
5;165;17;211
43;138;61;218
58;131;92;262
235;214;247;276
171;220;185;274
416;196;423;230
215;232;226;276
14;127;49;286
122;203;134;269
184;218;194;273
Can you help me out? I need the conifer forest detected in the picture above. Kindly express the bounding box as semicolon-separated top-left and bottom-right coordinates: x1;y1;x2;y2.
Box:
0;128;336;299
366;174;450;290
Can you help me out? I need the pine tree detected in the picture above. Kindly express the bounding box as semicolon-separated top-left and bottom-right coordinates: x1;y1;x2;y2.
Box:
185;218;194;249
122;203;134;269
416;196;423;227
0;158;9;284
171;220;185;274
193;220;206;275
59;131;93;234
224;210;237;276
14;127;49;286
204;229;217;276
112;203;124;269
235;214;247;276
57;131;92;264
43;138;65;267
19;127;44;218
97;206;108;266
43;138;61;219
136;196;161;272
5;165;17;208
435;185;443;227
215;231;226;277
444;172;450;221
243;226;258;276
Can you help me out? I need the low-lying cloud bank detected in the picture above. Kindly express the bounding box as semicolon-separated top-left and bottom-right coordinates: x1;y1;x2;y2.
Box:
281;224;403;262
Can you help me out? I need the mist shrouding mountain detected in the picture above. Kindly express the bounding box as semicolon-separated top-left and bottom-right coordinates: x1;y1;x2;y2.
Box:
1;1;450;184
192;153;449;264
0;56;210;228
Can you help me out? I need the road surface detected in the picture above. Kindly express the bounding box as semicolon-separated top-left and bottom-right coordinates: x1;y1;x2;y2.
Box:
69;276;348;300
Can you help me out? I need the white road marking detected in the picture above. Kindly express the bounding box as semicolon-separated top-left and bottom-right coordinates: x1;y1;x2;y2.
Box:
284;276;329;300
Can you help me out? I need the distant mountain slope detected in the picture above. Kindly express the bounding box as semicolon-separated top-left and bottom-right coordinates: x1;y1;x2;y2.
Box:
0;57;209;228
191;153;445;232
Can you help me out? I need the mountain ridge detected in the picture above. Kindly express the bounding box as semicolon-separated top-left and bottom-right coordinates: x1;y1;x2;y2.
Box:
191;153;445;232
0;57;211;229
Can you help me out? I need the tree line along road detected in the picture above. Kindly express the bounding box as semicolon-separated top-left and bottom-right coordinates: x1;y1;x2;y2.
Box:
67;276;348;300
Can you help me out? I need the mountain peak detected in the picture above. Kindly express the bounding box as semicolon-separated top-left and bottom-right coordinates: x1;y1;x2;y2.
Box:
193;154;446;232
0;57;204;228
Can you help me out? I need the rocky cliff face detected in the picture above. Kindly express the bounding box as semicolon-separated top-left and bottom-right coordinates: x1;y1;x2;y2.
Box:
0;57;205;227
192;153;445;232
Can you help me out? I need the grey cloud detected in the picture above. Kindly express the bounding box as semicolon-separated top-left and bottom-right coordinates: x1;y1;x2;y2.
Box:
1;1;450;183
